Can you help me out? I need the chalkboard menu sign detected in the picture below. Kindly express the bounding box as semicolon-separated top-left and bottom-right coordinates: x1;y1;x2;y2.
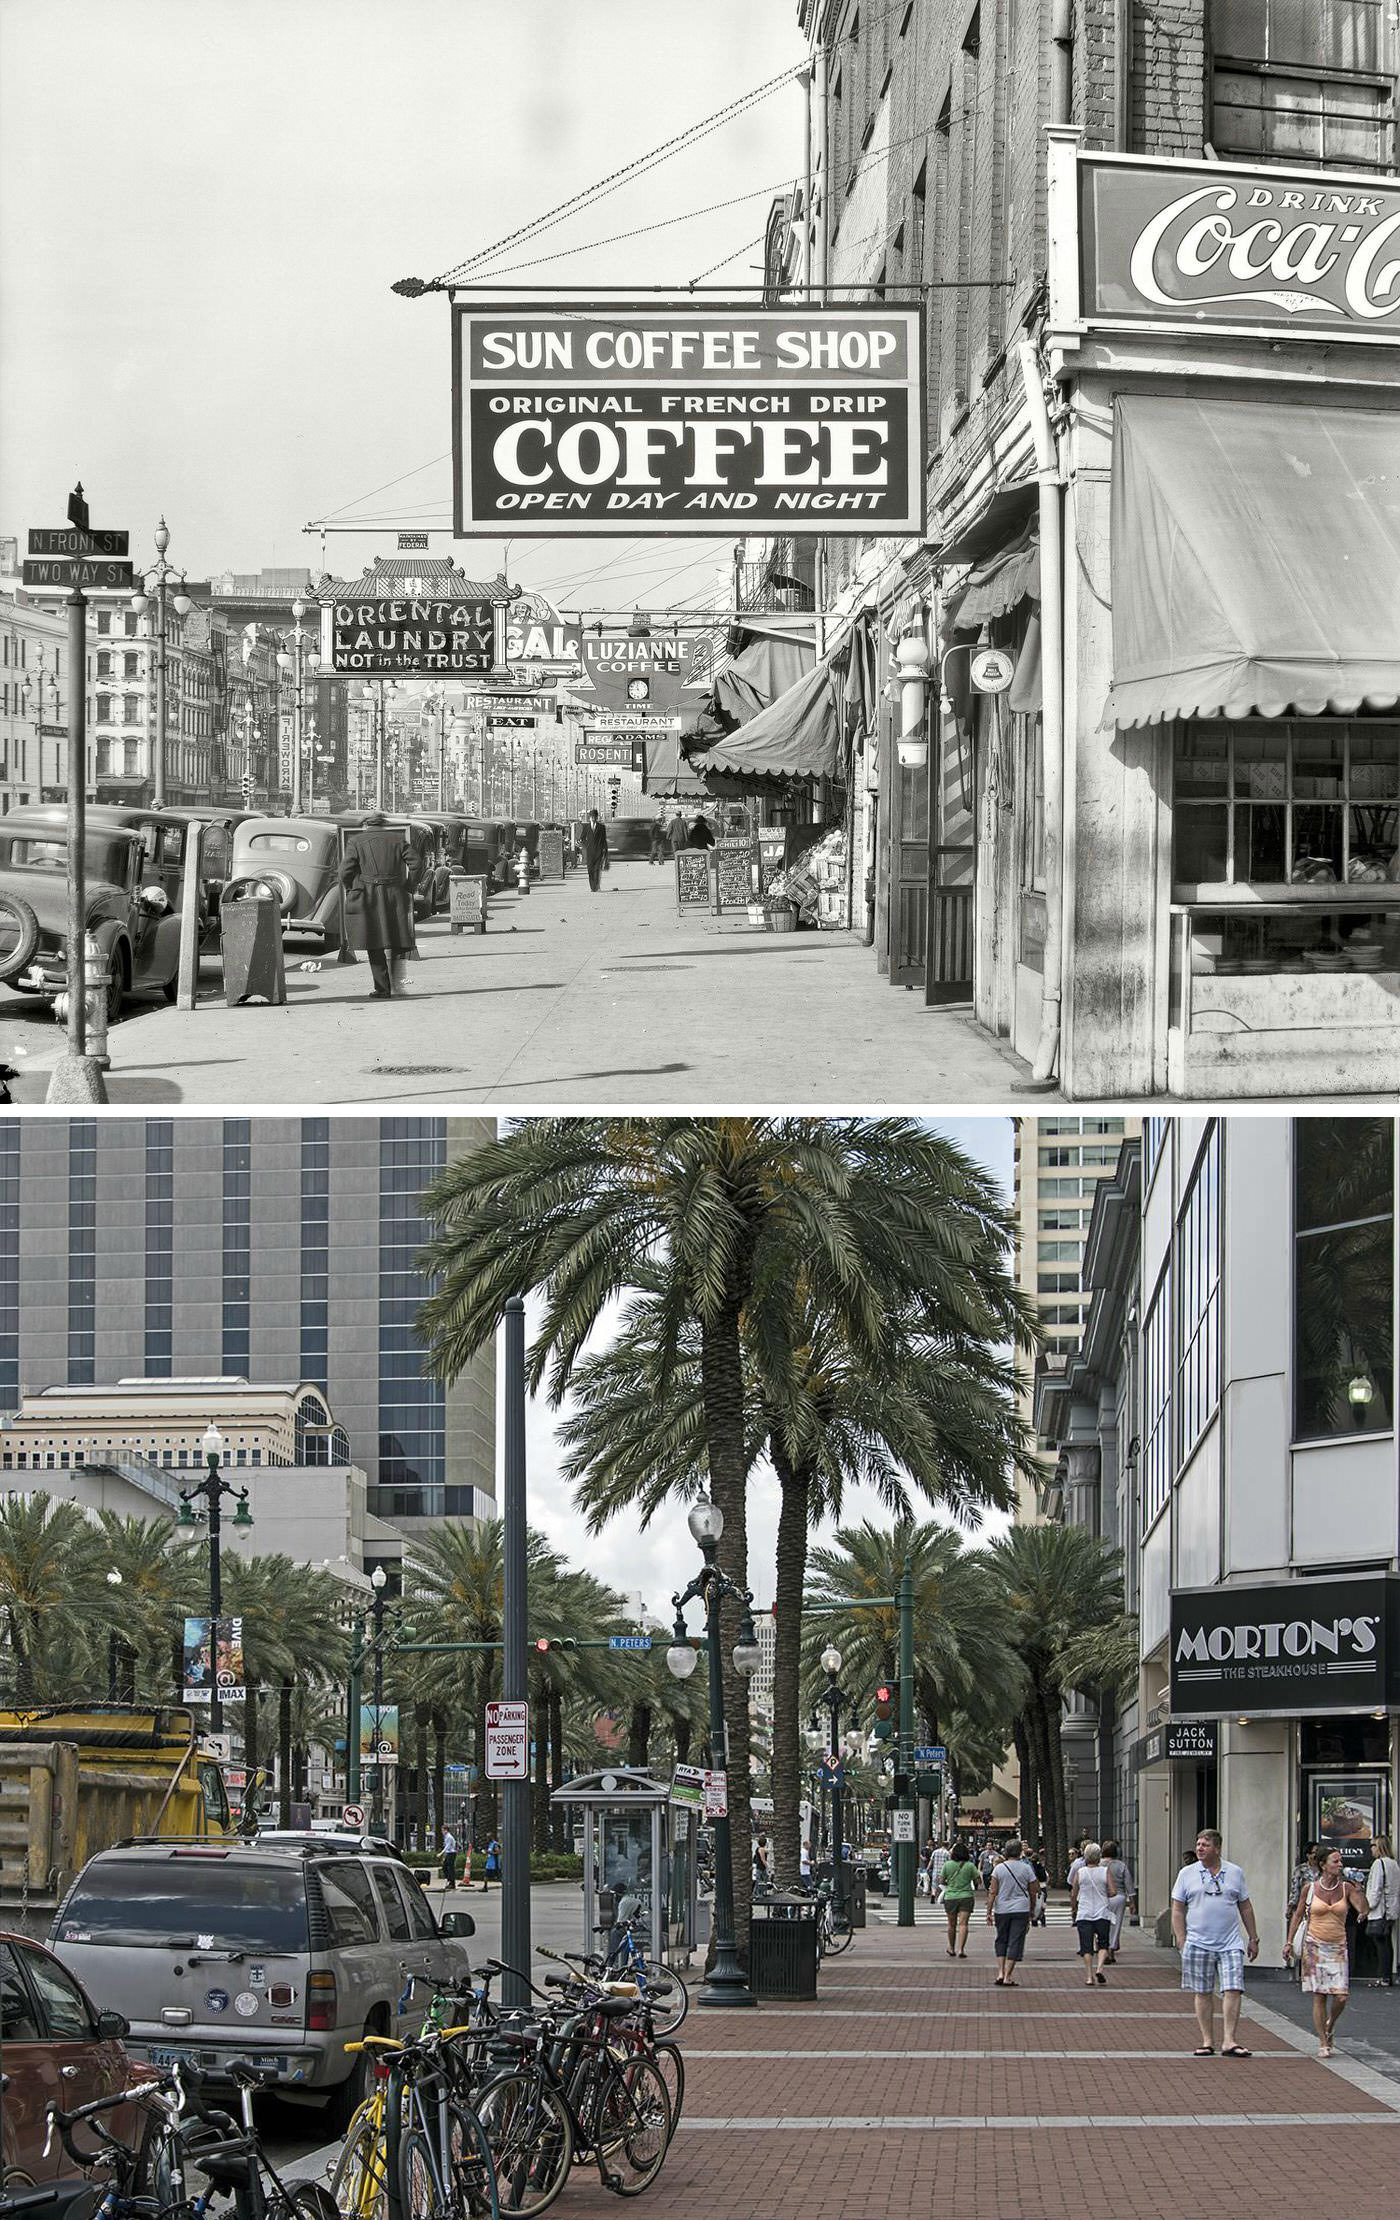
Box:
714;836;759;911
676;851;712;909
536;829;565;882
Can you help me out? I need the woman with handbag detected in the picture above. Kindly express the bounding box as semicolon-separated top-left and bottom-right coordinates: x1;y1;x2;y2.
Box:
1365;1834;1399;1986
1284;1843;1370;2054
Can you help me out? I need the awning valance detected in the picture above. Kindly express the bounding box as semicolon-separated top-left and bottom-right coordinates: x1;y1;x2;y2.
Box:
948;530;1041;628
1110;394;1400;728
699;656;842;781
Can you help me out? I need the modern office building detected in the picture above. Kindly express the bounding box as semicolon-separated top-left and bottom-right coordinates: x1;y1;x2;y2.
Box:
0;1115;496;1535
1038;1116;1398;1953
1012;1115;1138;1517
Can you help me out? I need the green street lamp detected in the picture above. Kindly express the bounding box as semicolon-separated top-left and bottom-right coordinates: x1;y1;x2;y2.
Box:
177;1422;252;1733
820;1647;851;1934
667;1497;760;2009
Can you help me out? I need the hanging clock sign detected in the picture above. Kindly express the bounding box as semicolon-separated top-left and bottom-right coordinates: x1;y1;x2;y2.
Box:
970;646;1015;694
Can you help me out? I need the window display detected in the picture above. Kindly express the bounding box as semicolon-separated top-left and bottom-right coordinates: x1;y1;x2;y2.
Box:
1174;718;1399;895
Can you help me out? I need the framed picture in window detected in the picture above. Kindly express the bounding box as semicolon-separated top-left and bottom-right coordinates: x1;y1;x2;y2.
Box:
1309;1775;1386;1850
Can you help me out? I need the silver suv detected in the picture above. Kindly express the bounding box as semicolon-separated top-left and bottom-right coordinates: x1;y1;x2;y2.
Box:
48;1838;474;2123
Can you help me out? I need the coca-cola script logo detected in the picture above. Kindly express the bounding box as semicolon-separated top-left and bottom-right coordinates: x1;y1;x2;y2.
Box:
1086;161;1400;331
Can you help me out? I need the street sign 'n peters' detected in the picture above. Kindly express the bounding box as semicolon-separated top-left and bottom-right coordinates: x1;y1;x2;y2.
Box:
453;303;926;536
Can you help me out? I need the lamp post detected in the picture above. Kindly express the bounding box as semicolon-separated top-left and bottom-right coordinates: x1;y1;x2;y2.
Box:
105;1567;123;1702
368;1564;390;1834
666;1497;761;2009
276;601;321;816
820;1647;851;1934
176;1423;252;1734
130;519;192;809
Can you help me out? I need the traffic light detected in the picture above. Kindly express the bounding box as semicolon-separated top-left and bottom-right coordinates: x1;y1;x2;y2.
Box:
534;1638;551;1652
874;1683;894;1739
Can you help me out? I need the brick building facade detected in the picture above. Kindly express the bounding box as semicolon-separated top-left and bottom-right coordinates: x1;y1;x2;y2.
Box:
791;0;1399;1098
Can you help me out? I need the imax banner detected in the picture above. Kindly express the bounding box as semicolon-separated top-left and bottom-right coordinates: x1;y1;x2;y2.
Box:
453;304;926;536
1169;1575;1400;1717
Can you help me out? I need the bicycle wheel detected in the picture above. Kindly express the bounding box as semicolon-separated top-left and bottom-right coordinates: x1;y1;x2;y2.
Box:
331;2102;391;2220
273;2186;342;2220
399;2106;499;2220
475;2074;572;2219
824;1917;855;1955
594;2057;670;2196
640;1970;688;2036
651;2040;685;2141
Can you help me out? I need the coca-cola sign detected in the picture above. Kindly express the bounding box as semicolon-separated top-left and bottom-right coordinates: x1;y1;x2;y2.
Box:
1079;154;1400;337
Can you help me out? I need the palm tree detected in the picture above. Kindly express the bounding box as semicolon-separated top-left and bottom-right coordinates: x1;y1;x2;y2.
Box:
421;1116;1038;1952
0;1494;108;1704
983;1523;1128;1877
90;1513;187;1706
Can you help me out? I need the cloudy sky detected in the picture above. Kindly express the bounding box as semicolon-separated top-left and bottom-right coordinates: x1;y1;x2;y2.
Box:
500;1118;1018;1622
1;1;808;609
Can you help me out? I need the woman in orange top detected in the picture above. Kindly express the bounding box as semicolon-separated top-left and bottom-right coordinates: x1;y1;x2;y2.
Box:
1284;1843;1369;2055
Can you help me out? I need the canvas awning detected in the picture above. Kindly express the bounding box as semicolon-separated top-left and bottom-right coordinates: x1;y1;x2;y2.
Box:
946;528;1041;629
642;733;711;799
1110;394;1400;728
700;656;842;781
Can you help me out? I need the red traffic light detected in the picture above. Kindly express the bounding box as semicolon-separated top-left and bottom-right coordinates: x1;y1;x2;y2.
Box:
534;1638;551;1651
875;1684;892;1704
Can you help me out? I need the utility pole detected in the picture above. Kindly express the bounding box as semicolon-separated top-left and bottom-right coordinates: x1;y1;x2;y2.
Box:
501;1294;531;2008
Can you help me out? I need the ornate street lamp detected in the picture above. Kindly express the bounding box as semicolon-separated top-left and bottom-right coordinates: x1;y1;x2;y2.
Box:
130;518;192;809
820;1647;851;1934
276;600;322;815
176;1422;252;1733
667;1497;760;2008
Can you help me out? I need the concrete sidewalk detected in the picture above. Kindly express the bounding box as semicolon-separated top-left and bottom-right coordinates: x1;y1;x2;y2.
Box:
0;860;1045;1106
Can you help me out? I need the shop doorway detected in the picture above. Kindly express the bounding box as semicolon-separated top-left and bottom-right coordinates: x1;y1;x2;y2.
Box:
926;716;975;1004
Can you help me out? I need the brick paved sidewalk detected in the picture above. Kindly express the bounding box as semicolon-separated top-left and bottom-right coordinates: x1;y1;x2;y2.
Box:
554;1909;1400;2220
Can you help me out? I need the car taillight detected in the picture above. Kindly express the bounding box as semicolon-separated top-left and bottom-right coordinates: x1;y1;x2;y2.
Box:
307;1970;337;2031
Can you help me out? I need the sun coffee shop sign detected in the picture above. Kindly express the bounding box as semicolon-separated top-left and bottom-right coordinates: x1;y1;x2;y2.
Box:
452;304;926;535
1169;1575;1400;1719
1050;141;1400;341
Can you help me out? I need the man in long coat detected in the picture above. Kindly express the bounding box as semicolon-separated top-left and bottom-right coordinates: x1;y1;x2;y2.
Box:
580;807;610;893
339;813;415;996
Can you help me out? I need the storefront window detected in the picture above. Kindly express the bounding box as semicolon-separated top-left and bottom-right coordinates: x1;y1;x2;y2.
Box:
1175;720;1399;890
1141;1262;1173;1530
1293;1117;1395;1440
1176;1126;1221;1464
1210;0;1394;171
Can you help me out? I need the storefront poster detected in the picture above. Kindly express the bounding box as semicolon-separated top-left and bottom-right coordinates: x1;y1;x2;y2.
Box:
183;1615;245;1702
215;1617;245;1705
1310;1775;1386;1851
1076;153;1400;338
1170;1574;1400;1717
453;304;925;536
183;1615;214;1696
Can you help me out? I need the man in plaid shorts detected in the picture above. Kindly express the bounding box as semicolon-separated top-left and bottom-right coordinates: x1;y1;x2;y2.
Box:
1171;1827;1261;2056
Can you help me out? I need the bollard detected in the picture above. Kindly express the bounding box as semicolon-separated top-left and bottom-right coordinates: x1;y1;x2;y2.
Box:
514;847;531;894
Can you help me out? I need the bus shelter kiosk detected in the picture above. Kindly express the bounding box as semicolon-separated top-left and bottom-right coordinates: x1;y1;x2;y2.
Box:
552;1768;698;1969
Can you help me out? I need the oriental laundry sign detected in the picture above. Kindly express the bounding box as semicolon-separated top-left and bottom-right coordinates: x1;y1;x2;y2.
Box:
1169;1575;1400;1717
325;596;505;674
1073;151;1400;336
452;303;926;535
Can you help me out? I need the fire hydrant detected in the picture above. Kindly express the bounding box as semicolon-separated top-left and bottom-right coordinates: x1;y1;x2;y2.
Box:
514;844;531;894
54;933;111;1065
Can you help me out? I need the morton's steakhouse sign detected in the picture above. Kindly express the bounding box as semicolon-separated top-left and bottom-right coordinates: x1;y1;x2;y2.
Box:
1075;153;1400;336
1169;1575;1400;1717
453;304;925;536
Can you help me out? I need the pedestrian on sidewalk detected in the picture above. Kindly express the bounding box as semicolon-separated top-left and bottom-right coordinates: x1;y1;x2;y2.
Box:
483;1836;501;1887
688;813;715;849
1285;1844;1370;2054
1071;1842;1117;1987
1364;1835;1399;1984
1029;1843;1050;1926
667;810;688;858
1103;1837;1136;1960
581;808;610;891
753;1833;772;1890
987;1835;1039;1985
440;1827;458;1890
941;1837;978;1959
1170;1826;1260;2057
339;814;416;996
1285;1845;1321;1983
647;818;668;865
800;1838;812;1886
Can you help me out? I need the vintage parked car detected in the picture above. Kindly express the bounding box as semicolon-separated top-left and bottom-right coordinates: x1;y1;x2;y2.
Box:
224;817;346;947
1;1928;135;2204
0;816;181;1018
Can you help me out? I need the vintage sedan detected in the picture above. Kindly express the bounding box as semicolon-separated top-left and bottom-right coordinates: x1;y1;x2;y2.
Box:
225;816;345;946
0;820;180;1018
1;1929;134;2206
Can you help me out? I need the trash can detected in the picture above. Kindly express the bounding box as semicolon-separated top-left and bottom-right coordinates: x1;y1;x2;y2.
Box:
748;1898;819;2000
219;886;285;1006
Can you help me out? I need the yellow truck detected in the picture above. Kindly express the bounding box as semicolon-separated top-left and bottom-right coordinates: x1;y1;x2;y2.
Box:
0;1704;230;1936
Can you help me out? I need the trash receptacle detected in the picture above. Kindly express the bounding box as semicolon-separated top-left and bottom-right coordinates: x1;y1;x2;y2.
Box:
748;1898;819;2000
220;886;285;1006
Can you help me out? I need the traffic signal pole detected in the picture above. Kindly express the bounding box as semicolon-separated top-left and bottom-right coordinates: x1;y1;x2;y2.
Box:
501;1294;531;2010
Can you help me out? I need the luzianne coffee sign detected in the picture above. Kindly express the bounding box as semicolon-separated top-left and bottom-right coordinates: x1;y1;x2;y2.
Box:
452;304;925;536
1076;153;1400;336
1169;1575;1400;1717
